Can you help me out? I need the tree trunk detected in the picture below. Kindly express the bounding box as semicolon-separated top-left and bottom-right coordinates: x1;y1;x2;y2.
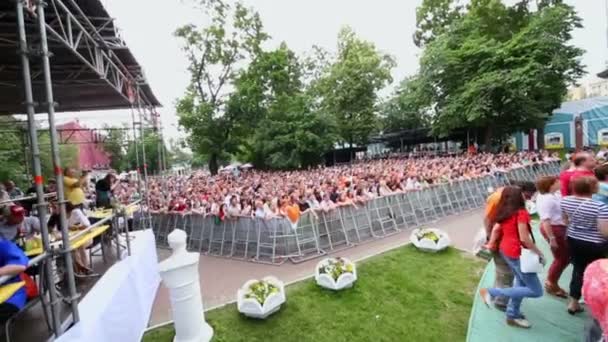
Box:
536;125;545;150
484;126;492;152
209;153;219;175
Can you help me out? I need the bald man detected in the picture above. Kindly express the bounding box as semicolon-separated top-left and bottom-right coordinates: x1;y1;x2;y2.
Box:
560;152;596;196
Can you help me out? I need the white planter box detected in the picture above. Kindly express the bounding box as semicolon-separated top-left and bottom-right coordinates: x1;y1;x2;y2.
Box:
237;276;286;319
314;258;357;291
410;228;451;253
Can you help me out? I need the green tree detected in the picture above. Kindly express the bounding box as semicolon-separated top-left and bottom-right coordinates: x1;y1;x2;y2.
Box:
381;77;432;133
168;138;192;167
175;0;268;175
0;121;28;186
102;124;129;171
124;131;169;175
318;27;395;150
228;45;337;169
415;0;584;148
414;0;463;47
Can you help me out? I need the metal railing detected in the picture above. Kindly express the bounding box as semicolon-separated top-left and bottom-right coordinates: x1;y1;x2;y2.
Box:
150;161;562;265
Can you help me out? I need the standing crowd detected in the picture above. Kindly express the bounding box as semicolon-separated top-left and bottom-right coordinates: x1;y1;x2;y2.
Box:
480;151;608;341
147;151;558;220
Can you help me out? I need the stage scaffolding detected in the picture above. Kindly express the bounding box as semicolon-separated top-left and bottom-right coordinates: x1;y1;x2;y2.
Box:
0;0;161;339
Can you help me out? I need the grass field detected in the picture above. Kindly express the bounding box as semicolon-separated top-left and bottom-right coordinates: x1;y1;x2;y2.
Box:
143;245;485;342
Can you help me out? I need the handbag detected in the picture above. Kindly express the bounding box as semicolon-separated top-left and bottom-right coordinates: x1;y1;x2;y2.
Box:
520;248;543;273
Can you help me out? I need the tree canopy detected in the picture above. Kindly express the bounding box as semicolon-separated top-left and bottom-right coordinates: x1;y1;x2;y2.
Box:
175;0;268;174
317;27;395;148
412;0;584;148
176;0;586;170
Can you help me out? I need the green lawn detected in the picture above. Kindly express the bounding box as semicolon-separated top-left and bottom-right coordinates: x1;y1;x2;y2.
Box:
144;246;485;342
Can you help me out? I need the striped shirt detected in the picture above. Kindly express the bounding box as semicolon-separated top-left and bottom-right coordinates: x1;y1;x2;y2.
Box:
561;196;608;244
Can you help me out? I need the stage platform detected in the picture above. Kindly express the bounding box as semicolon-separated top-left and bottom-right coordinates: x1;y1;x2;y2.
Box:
4;230;158;342
467;225;590;342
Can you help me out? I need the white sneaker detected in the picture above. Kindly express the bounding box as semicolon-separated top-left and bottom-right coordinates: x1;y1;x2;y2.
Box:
507;318;531;329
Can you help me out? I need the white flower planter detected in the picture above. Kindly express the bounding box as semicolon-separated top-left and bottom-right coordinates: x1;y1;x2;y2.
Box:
237;276;286;319
314;258;357;291
410;228;451;253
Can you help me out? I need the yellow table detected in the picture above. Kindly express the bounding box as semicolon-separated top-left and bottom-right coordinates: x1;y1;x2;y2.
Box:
87;205;140;220
25;225;111;256
0;281;25;304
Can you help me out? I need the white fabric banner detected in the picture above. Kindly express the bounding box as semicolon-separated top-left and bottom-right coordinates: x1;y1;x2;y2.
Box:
56;229;161;342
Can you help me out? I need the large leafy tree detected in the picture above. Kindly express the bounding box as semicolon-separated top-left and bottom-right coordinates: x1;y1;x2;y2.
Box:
175;0;268;174
124;131;169;175
318;27;395;149
415;0;584;149
381;77;432;133
229;45;337;169
0;118;77;188
414;0;463;47
102;124;128;171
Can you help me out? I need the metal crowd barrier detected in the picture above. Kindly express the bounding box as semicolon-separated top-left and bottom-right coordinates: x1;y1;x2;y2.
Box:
150;161;562;265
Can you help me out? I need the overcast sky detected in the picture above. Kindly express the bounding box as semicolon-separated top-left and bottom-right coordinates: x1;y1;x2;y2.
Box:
60;0;607;140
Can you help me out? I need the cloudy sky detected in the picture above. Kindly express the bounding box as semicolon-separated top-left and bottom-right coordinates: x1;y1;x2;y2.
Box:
61;0;607;140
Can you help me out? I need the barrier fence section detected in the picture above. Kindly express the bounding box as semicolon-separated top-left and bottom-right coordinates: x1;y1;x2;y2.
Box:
151;161;562;264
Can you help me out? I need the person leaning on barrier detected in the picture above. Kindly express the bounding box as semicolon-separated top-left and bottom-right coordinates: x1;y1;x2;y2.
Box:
484;180;536;311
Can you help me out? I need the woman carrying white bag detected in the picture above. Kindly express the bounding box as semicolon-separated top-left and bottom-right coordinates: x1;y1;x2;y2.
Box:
479;186;545;329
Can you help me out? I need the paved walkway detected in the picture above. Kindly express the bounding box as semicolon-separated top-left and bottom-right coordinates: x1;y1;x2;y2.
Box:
149;209;485;326
467;225;589;342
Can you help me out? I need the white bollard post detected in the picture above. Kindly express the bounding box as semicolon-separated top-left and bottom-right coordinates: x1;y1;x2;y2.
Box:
159;229;213;342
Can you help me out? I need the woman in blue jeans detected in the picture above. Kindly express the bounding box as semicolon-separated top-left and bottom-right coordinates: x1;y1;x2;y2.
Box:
479;186;544;329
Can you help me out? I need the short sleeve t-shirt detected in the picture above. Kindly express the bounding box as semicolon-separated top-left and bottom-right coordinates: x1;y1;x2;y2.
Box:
561;196;608;244
64;177;85;206
484;188;504;222
560;169;594;196
499;209;531;259
68;209;91;228
0;240;28;310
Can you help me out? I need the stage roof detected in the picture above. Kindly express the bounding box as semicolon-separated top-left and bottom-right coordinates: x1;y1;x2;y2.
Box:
0;0;161;114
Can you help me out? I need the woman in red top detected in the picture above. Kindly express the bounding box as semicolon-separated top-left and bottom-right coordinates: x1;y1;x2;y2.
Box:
479;186;544;329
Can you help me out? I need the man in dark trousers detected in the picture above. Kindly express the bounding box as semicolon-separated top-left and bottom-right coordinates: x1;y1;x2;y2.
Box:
95;173;117;209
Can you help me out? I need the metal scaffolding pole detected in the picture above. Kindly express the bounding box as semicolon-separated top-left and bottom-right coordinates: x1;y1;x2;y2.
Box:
130;107;143;190
36;0;80;325
15;0;62;335
136;90;150;212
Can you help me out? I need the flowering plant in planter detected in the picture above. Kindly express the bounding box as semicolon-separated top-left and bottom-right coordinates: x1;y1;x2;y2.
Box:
315;257;357;291
410;228;451;253
237;276;285;319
